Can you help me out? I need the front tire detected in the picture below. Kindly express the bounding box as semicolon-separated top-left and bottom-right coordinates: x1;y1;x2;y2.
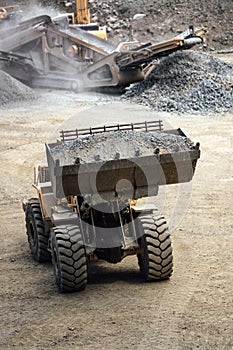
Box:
25;199;50;262
50;225;87;293
137;213;173;281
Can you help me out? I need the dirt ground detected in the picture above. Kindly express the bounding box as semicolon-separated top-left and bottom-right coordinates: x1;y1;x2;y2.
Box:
0;55;233;350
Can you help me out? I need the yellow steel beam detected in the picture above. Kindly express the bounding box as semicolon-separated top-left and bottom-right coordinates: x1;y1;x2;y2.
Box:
76;0;90;24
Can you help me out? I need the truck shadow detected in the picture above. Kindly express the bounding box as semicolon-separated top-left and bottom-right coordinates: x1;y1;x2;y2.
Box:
87;259;143;285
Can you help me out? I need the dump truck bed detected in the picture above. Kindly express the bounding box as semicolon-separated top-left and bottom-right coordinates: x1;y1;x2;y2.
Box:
46;122;200;199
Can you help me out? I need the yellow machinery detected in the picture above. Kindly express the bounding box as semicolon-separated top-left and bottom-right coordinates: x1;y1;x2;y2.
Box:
76;0;90;24
71;0;107;40
22;121;201;292
0;7;7;20
0;5;22;22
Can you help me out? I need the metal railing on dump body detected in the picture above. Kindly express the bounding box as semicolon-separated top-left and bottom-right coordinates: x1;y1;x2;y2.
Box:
60;120;163;142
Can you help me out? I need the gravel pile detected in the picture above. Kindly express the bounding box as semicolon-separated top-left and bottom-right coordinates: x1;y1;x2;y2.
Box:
0;70;36;106
122;51;233;114
51;130;195;165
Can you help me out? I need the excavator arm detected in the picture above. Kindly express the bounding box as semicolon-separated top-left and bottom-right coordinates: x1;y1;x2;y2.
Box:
76;0;90;24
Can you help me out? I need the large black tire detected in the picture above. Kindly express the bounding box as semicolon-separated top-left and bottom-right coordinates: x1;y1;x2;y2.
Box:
25;199;51;262
50;225;87;293
137;213;173;281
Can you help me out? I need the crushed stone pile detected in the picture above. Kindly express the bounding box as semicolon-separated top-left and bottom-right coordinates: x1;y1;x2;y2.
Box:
0;70;36;106
122;51;233;114
50;130;195;165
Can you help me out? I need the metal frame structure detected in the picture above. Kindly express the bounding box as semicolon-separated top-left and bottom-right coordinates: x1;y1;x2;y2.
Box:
0;14;205;91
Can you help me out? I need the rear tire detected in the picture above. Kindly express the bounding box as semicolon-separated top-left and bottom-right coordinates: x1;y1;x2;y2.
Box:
137;213;173;281
50;225;87;293
25;199;50;262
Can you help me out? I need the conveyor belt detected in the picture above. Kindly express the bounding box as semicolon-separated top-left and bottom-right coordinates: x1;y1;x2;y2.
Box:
49;23;116;56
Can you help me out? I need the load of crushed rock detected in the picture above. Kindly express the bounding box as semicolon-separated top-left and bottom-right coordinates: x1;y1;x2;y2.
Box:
122;51;233;114
50;130;195;165
0;70;36;106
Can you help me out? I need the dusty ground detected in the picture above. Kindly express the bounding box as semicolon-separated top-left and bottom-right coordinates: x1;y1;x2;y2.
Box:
0;56;233;349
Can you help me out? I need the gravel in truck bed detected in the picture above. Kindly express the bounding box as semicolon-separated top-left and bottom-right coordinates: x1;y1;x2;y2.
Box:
50;130;195;166
122;51;233;114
